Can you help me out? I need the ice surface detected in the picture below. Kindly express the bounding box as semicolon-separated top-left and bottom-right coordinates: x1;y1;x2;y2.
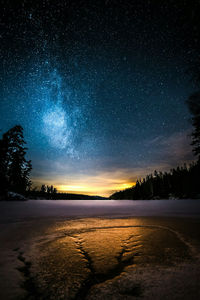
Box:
1;200;200;299
0;199;200;222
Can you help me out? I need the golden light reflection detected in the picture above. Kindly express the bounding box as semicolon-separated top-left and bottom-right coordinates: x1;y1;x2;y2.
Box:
36;218;188;299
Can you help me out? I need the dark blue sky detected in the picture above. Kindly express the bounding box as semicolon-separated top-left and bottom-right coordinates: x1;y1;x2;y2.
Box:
0;0;199;195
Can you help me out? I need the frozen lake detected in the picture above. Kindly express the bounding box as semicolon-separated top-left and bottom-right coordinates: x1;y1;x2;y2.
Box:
1;199;200;222
1;199;200;299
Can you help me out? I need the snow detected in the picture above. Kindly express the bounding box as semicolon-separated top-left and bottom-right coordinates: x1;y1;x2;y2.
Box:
0;199;200;222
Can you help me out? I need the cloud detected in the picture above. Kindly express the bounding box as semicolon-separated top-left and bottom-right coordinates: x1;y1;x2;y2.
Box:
145;129;194;166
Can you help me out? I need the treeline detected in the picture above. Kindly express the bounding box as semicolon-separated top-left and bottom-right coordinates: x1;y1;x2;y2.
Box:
111;162;200;200
27;190;107;200
26;184;107;200
40;184;57;194
27;184;57;199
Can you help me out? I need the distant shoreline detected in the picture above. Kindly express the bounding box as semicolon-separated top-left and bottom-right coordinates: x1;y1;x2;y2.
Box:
1;191;108;201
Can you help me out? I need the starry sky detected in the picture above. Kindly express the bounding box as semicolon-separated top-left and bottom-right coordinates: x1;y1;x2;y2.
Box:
0;0;200;196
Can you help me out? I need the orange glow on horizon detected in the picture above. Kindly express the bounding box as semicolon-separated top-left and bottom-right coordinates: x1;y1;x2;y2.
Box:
31;163;178;197
32;170;138;197
56;181;135;196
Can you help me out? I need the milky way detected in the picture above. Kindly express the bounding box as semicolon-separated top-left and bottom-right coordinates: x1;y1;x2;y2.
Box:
35;68;77;154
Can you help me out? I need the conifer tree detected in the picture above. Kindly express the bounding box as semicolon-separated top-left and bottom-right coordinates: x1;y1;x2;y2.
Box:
187;92;200;159
0;125;32;195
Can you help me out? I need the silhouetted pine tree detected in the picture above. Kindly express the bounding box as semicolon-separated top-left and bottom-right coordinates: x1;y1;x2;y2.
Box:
0;135;9;194
187;92;200;159
0;125;32;195
40;184;47;193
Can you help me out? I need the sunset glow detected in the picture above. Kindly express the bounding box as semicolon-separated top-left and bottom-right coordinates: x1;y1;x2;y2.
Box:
57;181;135;196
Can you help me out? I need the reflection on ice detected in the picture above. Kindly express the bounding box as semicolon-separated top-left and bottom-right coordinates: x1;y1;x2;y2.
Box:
34;218;190;299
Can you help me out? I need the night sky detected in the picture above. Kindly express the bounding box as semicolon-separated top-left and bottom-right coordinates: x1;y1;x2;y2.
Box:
0;0;199;196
